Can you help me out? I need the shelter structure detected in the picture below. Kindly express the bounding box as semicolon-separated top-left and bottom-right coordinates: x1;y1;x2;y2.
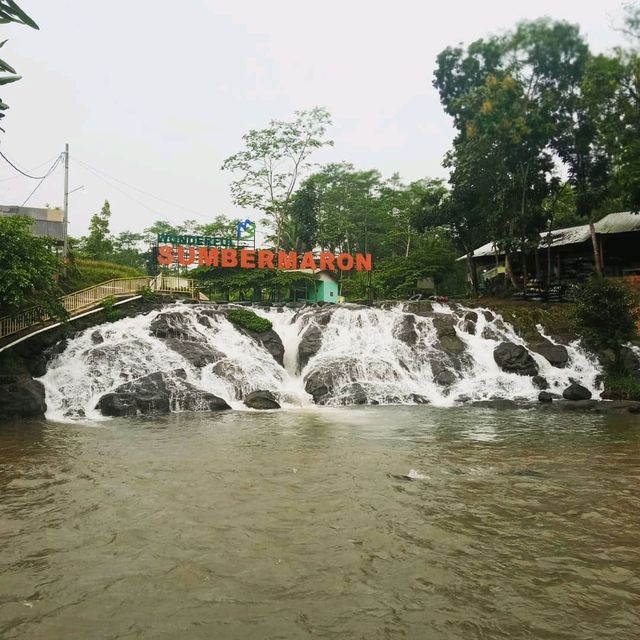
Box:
463;211;640;291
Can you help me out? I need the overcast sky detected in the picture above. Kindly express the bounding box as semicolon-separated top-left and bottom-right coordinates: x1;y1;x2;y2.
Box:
0;0;630;238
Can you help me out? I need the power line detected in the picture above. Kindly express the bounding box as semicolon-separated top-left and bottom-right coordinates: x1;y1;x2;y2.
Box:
73;159;162;215
0;149;62;180
0;154;61;182
20;155;64;206
72;155;214;221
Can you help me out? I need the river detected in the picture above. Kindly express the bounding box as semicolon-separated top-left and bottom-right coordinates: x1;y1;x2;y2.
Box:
1;407;639;639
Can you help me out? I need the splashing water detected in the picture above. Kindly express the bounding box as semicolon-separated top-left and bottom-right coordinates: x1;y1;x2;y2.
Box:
39;302;603;419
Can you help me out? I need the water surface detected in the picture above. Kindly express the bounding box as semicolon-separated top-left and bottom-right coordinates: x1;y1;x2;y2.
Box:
1;407;639;639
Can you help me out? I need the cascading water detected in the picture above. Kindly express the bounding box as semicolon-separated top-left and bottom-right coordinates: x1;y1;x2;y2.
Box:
39;301;603;420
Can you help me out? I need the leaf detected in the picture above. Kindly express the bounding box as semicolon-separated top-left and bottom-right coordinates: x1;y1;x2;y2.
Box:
0;74;21;85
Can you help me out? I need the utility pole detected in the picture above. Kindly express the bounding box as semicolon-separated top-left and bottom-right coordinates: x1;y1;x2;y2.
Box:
63;142;69;259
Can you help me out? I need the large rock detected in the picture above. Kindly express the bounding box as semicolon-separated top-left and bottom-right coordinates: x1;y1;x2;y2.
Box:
304;367;336;404
493;342;539;376
244;390;280;410
210;360;247;398
432;314;467;371
96;370;230;416
334;382;368;405
538;391;554;402
530;341;569;368
562;383;592;401
149;312;195;339
163;339;225;368
0;375;47;420
238;327;285;367
393;314;418;347
532;375;549;390
297;324;324;371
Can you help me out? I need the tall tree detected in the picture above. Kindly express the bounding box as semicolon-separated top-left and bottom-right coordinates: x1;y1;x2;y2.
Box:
221;107;333;252
82;200;113;260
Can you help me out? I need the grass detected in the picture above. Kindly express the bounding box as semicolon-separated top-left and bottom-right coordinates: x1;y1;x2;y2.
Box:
61;259;144;293
227;308;272;333
602;372;640;401
478;299;575;341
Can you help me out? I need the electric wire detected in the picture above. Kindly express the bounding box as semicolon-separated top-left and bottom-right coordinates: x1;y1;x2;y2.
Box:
20;154;64;206
0;154;61;182
0;149;61;179
73;159;163;215
72;155;214;221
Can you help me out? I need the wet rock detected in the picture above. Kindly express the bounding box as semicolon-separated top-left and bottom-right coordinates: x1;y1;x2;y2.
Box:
210;360;247;398
432;363;456;387
410;394;430;404
562;383;592;401
0;375;46;420
238;327;285;367
481;326;500;341
96;370;230;417
493;342;539;376
90;331;104;345
337;382;368;405
163;339;225;368
298;324;324;371
432;315;467;370
462;320;476;335
149;312;194;339
303;367;334;404
538;391;554;402
532;375;549;390
530;341;568;368
482;310;494;322
244;390;280;410
393;314;418;347
464;311;478;323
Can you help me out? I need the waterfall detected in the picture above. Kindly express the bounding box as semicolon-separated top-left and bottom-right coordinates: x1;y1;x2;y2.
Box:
39;302;603;419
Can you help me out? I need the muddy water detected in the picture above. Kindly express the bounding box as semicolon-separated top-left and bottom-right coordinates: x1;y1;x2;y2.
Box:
1;407;639;639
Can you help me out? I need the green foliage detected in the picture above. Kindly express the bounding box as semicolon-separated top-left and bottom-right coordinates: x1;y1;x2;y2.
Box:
227;308;272;333
602;372;640;401
137;285;156;303
0;1;38;132
221;107;333;251
60;259;143;293
0;215;66;318
100;296;122;322
573;278;639;359
80;200;113;260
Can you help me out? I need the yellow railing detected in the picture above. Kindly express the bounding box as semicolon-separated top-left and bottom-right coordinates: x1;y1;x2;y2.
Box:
0;276;197;341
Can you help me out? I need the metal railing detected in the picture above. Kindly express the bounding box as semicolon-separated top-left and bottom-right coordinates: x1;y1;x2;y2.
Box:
0;276;197;341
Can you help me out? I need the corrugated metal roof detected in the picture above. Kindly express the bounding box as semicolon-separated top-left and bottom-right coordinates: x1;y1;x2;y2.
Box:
460;210;640;261
594;210;640;234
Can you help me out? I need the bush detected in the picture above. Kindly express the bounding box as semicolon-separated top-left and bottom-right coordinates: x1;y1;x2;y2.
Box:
137;285;157;303
101;296;122;322
573;278;639;366
602;372;640;401
227;308;272;333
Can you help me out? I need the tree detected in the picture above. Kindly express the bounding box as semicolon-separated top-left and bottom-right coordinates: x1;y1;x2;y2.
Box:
0;215;65;317
433;19;594;288
0;1;38;132
81;200;113;260
221;107;333;252
573;278;639;371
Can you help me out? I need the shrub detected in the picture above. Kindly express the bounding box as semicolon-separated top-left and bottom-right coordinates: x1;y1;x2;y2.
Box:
602;372;640;401
101;296;122;322
227;308;272;333
137;285;157;303
573;278;639;368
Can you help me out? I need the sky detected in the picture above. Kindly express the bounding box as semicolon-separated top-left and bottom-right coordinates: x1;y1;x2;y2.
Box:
0;0;631;239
